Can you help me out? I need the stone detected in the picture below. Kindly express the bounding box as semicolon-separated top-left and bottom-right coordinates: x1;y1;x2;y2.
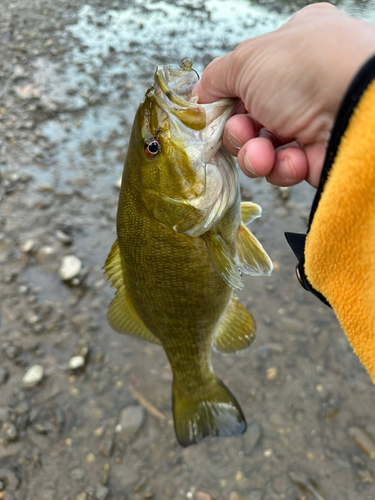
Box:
3;423;19;442
76;493;87;500
99;437;115;457
95;486;109;500
266;367;278;381
196;493;211;500
243;423;261;454
0;408;10;421
0;369;9;385
0;466;21;490
59;255;82;281
69;356;85;370
229;493;243;500
22;365;44;388
116;406;145;438
248;492;263;500
69;468;85;481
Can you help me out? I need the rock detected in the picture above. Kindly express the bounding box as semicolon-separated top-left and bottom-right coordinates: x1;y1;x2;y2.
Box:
358;469;374;482
21;239;35;253
69;356;85;370
229;493;243;500
195;493;211;500
55;230;72;244
76;493;87;500
116;406;145;438
0;408;10;421
0;466;21;490
99;437;115;457
69;468;85;481
22;365;44;388
349;427;375;459
3;423;19;442
248;492;263;500
266;367;278;381
59;255;82;281
100;470;110;486
0;369;9;385
37;246;56;263
95;486;109;500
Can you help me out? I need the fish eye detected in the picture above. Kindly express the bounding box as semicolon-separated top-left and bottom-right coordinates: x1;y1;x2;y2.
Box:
144;139;160;158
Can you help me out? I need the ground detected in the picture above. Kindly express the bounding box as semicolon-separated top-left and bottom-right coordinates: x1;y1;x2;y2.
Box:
1;1;375;499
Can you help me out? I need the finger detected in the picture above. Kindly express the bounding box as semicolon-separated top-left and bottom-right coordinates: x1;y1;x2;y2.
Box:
304;143;326;188
192;53;236;103
237;137;276;178
223;114;260;156
266;147;309;186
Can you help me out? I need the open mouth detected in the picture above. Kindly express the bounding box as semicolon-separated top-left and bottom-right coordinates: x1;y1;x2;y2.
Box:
153;60;236;135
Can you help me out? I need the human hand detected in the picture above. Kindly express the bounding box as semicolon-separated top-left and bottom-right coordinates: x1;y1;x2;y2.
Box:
193;3;375;187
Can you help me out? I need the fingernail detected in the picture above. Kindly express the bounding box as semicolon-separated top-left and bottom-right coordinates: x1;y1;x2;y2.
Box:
278;158;296;180
244;155;256;175
227;130;243;150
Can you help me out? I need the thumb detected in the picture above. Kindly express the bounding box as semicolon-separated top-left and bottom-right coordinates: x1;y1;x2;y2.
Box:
192;54;237;104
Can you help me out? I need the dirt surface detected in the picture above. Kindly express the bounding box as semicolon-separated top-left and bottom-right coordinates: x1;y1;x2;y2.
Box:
1;1;375;499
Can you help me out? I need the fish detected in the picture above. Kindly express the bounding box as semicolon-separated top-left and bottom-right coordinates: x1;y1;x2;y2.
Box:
104;59;272;447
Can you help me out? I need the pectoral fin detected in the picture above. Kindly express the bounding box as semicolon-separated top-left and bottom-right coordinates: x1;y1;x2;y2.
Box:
202;232;243;290
103;241;161;345
214;298;256;354
241;201;262;225
236;222;273;276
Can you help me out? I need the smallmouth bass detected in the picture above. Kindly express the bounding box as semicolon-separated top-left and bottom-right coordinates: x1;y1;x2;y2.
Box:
104;60;272;447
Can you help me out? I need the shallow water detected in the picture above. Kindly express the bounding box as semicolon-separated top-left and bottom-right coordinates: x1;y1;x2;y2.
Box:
1;0;375;499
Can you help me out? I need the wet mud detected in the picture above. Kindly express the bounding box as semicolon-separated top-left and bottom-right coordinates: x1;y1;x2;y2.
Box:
1;0;375;499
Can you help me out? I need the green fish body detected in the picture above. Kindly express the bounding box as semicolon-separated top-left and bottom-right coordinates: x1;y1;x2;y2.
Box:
104;61;272;446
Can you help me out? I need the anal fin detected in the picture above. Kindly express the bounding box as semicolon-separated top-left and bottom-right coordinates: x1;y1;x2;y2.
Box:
103;240;161;345
214;298;256;354
202;232;243;290
236;222;273;276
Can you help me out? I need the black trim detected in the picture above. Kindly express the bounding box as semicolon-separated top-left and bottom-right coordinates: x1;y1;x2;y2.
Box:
285;54;375;305
308;53;375;230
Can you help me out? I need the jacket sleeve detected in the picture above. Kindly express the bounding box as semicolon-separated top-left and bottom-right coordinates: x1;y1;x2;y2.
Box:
285;54;375;382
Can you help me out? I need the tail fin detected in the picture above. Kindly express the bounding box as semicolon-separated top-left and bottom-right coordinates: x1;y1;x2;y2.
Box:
172;377;246;447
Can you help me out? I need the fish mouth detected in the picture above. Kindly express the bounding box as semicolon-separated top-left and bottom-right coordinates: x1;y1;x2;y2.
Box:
153;60;236;163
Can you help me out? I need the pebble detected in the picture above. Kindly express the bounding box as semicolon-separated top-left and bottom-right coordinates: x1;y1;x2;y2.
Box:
0;369;9;385
86;453;96;463
99;437;115;457
76;493;87;500
0;408;10;421
59;255;82;281
3;423;19;442
37;246;56;263
55;229;72;244
21;239;35;253
229;493;243;500
69;468;86;481
248;492;263;500
116;406;145;438
266;367;278;381
69;356;85;370
22;365;44;388
349;427;375;459
358;469;374;482
195;493;212;500
95;486;109;500
0;466;21;490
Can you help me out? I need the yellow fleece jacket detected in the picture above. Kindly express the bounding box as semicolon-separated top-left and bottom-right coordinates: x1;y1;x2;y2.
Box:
287;55;375;382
